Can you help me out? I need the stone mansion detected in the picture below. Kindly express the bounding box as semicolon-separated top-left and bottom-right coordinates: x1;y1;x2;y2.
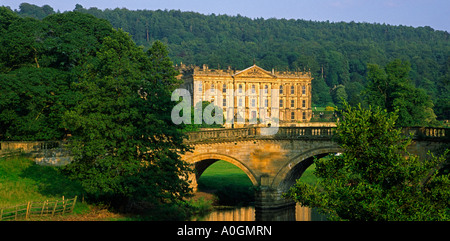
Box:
177;64;313;127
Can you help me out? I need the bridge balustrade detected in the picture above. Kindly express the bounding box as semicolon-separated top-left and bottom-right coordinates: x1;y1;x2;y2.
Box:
402;127;448;139
185;127;337;143
185;126;447;143
1;127;447;154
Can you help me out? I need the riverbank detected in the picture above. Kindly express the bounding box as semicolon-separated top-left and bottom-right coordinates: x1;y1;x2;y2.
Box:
1;156;318;221
0;156;252;221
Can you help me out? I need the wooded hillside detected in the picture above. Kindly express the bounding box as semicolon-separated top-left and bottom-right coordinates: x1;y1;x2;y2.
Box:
8;3;450;120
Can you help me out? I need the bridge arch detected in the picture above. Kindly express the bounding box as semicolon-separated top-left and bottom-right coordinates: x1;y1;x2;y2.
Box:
273;146;343;192
187;153;259;187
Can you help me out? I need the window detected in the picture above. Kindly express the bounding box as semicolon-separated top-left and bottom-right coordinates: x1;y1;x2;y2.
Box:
302;112;306;120
302;100;306;108
251;98;256;107
264;85;268;94
302;86;306;95
291;100;295;108
264;99;268;107
223;84;227;93
223;98;227;107
239;84;243;94
290;85;295;95
238;98;243;107
279;85;283;95
291;112;295;120
211;83;215;90
198;83;202;92
279;99;283;108
251;85;256;94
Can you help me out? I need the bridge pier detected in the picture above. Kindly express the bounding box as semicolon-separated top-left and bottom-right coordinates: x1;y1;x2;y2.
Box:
255;187;296;221
254;175;296;221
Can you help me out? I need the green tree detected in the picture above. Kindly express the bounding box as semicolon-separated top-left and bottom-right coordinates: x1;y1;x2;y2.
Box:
15;6;449;120
331;84;348;108
434;57;450;120
0;16;45;71
285;103;450;221
17;3;54;19
311;76;332;107
62;31;193;216
345;81;364;107
0;67;72;140
42;11;114;70
365;59;436;126
0;10;113;140
0;6;19;33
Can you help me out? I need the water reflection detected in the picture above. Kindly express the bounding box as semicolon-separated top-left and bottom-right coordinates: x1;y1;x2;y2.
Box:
198;204;327;221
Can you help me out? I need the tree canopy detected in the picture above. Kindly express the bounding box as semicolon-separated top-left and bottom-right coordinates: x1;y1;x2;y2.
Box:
7;3;450;120
365;59;437;126
0;7;114;140
285;103;450;221
0;7;193;218
70;5;449;120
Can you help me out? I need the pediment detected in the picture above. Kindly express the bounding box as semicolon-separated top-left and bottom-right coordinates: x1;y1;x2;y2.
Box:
233;65;276;78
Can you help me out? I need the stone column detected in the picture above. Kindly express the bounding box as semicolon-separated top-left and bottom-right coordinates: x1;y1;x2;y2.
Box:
254;176;296;221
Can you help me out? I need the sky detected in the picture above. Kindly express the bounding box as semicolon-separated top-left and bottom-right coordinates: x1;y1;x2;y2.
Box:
1;0;449;32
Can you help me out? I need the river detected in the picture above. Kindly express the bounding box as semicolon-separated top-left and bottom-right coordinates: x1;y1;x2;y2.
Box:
196;203;327;221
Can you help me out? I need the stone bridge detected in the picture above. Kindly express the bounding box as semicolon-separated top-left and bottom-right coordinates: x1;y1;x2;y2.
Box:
1;127;448;219
183;127;449;217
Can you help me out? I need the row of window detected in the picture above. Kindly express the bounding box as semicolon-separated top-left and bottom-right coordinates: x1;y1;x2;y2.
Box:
248;110;307;120
221;98;308;108
198;83;307;95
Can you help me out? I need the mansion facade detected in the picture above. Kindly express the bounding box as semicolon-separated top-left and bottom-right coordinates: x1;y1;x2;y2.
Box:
177;64;313;127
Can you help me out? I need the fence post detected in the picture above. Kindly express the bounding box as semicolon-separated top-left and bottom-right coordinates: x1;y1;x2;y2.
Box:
26;201;31;219
62;197;67;215
70;196;77;213
40;201;46;216
15;205;18;220
52;201;58;216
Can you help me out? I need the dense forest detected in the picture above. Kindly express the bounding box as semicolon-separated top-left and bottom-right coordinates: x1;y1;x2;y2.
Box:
3;2;450;121
11;3;449;121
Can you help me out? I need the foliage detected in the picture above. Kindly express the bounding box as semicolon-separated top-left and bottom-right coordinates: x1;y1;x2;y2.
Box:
331;84;348;108
61;30;192;212
68;6;449;119
0;8;194;218
9;3;450;120
311;76;333;107
0;9;113;140
434;57;450;120
285;102;450;221
16;3;55;20
0;68;72;140
365;59;437;126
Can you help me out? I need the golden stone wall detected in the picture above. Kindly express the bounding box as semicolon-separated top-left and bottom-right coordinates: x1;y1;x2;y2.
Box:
178;64;313;127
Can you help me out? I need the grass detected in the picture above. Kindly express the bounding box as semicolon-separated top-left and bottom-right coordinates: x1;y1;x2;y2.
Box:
0;156;225;220
1;156;320;220
198;160;253;189
298;163;318;186
197;160;320;206
0;155;87;214
197;160;255;206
